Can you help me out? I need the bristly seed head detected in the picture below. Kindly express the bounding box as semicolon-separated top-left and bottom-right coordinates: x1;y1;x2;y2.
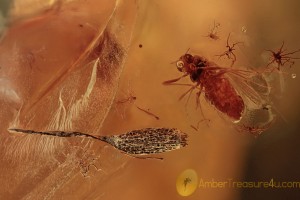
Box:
9;127;188;157
107;128;188;155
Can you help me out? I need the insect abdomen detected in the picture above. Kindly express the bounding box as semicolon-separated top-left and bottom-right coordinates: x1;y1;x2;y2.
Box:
204;76;244;120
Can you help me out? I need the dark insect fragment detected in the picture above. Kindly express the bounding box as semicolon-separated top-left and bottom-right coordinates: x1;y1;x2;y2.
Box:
266;41;300;70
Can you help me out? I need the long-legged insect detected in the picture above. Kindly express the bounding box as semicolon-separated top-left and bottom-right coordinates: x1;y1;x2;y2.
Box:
9;127;188;159
204;21;220;40
216;33;243;67
266;41;300;70
163;52;271;130
116;90;160;120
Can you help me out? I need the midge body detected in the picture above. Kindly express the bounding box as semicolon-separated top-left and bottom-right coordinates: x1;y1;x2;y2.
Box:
163;53;257;121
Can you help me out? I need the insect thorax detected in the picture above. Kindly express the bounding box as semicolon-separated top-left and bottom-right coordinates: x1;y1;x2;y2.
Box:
187;55;207;82
190;68;203;82
176;54;208;82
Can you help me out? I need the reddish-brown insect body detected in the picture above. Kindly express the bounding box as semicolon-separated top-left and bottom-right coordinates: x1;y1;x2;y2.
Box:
164;53;245;121
266;41;300;70
202;69;245;120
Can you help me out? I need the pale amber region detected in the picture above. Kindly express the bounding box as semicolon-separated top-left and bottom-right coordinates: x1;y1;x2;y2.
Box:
0;0;300;200
176;169;199;197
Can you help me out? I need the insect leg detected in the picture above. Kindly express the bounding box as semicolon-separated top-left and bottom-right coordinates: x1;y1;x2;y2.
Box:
281;58;296;68
279;41;285;52
215;52;228;59
194;85;210;127
162;74;189;85
179;84;199;101
226;33;231;47
195;84;202;108
282;49;300;56
230;52;237;67
266;58;277;67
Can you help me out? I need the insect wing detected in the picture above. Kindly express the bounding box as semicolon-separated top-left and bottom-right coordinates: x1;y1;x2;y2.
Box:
223;68;275;134
224;68;270;110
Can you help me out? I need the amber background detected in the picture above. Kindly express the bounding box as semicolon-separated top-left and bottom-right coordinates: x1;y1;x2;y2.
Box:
0;0;300;200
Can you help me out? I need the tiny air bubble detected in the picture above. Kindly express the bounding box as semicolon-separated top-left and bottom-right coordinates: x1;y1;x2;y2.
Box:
241;26;247;33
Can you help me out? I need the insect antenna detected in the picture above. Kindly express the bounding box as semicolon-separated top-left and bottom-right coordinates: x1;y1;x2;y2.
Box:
185;48;190;54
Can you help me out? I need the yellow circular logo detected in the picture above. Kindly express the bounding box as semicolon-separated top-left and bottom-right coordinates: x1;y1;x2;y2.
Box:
176;169;198;197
